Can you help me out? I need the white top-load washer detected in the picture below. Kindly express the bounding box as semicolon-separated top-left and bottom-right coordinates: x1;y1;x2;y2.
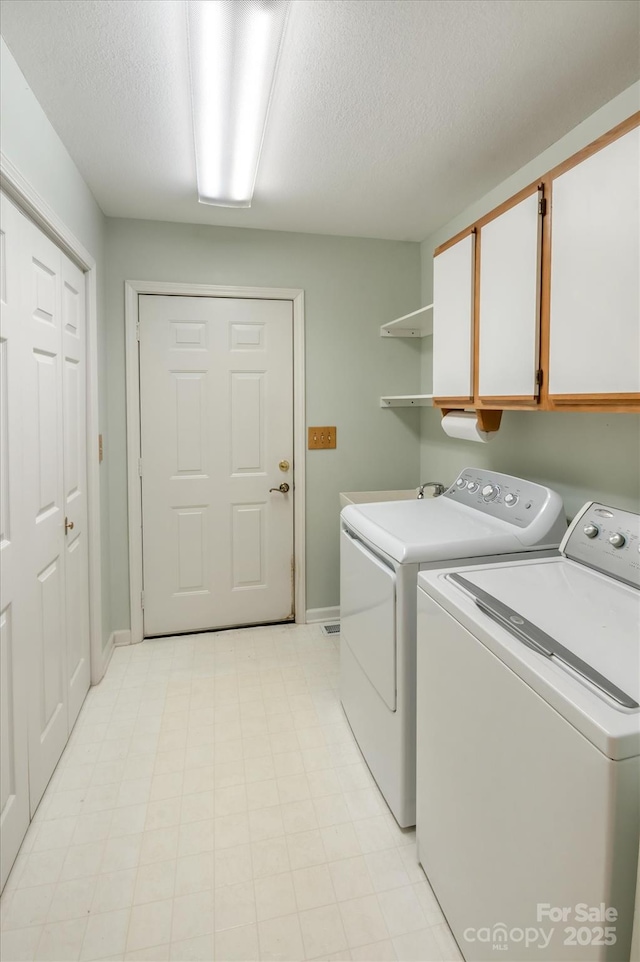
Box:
416;502;640;961
339;467;567;827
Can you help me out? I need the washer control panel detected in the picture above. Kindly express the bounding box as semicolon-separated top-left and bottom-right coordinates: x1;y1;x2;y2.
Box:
444;468;553;529
563;502;640;589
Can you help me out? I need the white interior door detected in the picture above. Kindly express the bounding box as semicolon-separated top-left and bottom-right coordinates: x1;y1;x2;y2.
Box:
23;217;69;811
0;193;91;881
61;254;91;728
432;232;475;399
478;190;542;398
0;194;30;889
139;295;294;636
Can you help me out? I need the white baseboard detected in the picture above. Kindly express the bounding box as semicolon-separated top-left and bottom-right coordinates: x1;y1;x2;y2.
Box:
112;628;132;646
101;637;115;673
91;631;116;686
305;606;340;624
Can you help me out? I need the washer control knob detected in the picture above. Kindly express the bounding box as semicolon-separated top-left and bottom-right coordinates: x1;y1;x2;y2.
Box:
481;484;499;502
504;493;518;507
583;524;599;539
609;532;626;548
467;482;479;493
456;478;467;489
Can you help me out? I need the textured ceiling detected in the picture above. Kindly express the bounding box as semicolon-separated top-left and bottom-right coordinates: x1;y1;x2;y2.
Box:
1;0;639;241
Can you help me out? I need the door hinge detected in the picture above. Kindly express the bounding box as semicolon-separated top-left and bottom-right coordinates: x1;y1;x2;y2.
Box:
138;457;143;477
141;591;145;609
538;197;547;217
536;369;543;387
136;321;140;342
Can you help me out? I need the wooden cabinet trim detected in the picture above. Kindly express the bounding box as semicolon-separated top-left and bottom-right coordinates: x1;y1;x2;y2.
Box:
433;396;474;406
433;115;639;261
476;396;538;406
472;225;481;400
433;226;476;258
546;112;640;185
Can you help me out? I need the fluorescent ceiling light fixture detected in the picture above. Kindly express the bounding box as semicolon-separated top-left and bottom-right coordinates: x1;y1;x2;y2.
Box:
186;0;290;207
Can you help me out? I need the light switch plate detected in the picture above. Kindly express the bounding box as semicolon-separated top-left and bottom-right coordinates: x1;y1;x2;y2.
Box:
308;426;337;449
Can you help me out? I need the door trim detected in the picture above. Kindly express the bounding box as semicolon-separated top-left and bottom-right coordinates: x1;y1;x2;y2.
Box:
124;280;306;644
0;151;106;684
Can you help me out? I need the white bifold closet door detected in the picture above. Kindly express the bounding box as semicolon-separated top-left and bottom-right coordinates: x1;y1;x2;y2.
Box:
0;192;90;889
0;194;30;890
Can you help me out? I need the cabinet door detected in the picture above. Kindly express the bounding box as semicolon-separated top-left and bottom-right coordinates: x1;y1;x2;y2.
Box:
549;125;640;397
432;232;475;400
478;190;542;399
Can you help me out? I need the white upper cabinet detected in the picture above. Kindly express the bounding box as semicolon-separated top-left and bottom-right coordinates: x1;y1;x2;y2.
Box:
478;190;543;399
432;232;475;399
549;126;640;396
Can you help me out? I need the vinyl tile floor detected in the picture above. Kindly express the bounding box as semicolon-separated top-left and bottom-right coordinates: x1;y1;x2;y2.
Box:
0;623;462;962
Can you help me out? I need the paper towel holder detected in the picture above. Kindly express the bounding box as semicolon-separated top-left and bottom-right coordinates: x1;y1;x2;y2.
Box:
441;408;503;433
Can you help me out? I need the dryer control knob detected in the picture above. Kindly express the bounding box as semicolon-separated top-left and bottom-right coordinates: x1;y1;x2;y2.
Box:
504;493;518;507
456;479;467;489
583;524;599;539
481;484;499;502
609;533;626;548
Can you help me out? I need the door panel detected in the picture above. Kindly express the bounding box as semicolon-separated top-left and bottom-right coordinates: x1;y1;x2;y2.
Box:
478;191;542;398
231;372;264;472
0;195;30;890
549;126;640;395
61;254;90;728
0;194;90;883
140;295;294;636
23;220;68;812
232;503;265;587
433;233;475;399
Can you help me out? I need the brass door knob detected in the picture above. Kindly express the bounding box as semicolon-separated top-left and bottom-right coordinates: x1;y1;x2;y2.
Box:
279;460;290;472
65;517;74;533
269;483;290;494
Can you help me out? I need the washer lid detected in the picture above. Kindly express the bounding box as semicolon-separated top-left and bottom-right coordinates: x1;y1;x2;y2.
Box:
419;558;640;759
342;498;529;563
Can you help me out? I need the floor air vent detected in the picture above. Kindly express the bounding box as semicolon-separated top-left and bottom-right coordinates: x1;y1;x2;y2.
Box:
321;623;340;636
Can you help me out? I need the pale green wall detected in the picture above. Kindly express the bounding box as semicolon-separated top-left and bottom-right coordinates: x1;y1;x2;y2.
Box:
105;219;421;625
0;38;112;645
419;83;640;518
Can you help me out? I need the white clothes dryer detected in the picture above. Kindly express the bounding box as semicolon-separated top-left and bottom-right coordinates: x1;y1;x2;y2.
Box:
339;467;567;827
416;501;640;961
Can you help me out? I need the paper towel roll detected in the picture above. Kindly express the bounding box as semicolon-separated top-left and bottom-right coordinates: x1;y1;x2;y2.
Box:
441;412;497;443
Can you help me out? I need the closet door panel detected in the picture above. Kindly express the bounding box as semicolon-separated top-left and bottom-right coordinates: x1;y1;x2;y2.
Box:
23;220;68;813
61;255;90;727
0;194;30;890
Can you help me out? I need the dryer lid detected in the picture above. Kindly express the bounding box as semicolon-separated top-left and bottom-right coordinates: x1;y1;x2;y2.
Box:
343;497;535;564
341;468;566;564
